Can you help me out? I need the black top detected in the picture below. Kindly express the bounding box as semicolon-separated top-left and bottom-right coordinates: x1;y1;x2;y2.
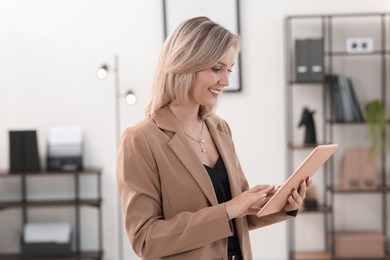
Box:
204;156;242;258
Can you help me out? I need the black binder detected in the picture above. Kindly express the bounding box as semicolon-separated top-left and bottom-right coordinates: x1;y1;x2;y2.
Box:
9;130;41;172
325;74;364;123
295;39;310;82
295;39;324;82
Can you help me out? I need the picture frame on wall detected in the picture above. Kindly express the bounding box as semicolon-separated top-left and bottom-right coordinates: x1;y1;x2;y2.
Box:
162;0;242;92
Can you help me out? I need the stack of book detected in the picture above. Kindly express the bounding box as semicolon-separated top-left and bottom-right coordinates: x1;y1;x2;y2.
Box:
325;74;364;122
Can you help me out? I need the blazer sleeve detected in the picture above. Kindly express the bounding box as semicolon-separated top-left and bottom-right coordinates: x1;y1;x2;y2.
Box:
116;126;233;259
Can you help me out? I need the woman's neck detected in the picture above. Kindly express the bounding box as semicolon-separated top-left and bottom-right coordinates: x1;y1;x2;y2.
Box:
169;102;201;128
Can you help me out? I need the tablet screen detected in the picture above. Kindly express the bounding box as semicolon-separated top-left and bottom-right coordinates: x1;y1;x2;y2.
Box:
257;144;338;217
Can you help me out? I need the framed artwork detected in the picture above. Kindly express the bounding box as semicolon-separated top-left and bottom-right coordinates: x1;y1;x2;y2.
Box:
162;0;242;92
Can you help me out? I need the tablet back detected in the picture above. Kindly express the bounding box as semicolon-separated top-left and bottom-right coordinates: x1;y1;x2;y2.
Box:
257;144;338;217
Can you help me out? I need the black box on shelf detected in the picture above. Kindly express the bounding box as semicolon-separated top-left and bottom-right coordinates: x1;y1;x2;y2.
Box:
47;126;83;171
47;155;83;172
303;199;318;211
21;222;72;256
21;240;71;256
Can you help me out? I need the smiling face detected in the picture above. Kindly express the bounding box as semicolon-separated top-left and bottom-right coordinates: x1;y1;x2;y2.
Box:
190;46;238;108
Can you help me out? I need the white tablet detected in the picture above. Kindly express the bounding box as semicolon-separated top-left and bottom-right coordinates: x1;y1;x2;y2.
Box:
257;144;338;217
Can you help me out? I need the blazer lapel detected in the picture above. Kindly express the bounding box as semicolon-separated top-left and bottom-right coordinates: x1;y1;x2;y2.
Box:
153;106;218;206
206;117;241;198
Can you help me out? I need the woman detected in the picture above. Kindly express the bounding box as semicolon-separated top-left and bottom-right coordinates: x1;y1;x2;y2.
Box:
116;16;310;260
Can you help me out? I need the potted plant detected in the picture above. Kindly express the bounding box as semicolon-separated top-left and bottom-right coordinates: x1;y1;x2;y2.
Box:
364;99;387;157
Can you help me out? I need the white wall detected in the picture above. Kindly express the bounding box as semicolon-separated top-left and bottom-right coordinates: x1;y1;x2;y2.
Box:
0;1;388;260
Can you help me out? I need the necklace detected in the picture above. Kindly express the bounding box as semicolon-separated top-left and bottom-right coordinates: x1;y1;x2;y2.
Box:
184;120;206;153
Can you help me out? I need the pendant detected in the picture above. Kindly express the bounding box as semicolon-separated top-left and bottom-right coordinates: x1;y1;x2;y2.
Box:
200;139;206;152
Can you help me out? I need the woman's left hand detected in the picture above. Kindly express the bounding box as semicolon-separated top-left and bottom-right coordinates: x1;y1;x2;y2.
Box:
283;177;312;212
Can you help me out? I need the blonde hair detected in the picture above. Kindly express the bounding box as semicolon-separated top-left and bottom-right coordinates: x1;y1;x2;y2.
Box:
145;16;240;118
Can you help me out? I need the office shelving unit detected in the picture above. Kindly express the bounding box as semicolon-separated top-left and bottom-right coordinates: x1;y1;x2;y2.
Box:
285;13;390;259
0;168;103;260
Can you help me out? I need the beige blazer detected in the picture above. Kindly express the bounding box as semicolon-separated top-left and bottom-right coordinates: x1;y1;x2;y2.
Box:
116;106;293;260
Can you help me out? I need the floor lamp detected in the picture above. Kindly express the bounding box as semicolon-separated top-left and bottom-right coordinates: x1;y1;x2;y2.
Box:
97;54;136;260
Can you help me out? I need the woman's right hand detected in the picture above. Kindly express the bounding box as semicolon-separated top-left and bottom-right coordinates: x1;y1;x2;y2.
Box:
225;185;275;220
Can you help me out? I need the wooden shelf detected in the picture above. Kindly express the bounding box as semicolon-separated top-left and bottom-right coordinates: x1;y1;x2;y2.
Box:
289;81;324;85
333;257;389;260
326;120;366;124
288;143;328;149
326;119;390;125
299;204;331;213
0;199;102;210
325;50;390;57
0;167;102;177
294;252;390;260
293;251;332;260
0;250;103;259
287;12;390;19
330;185;389;193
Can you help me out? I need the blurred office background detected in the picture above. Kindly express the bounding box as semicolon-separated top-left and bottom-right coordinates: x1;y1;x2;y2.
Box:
0;1;389;259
